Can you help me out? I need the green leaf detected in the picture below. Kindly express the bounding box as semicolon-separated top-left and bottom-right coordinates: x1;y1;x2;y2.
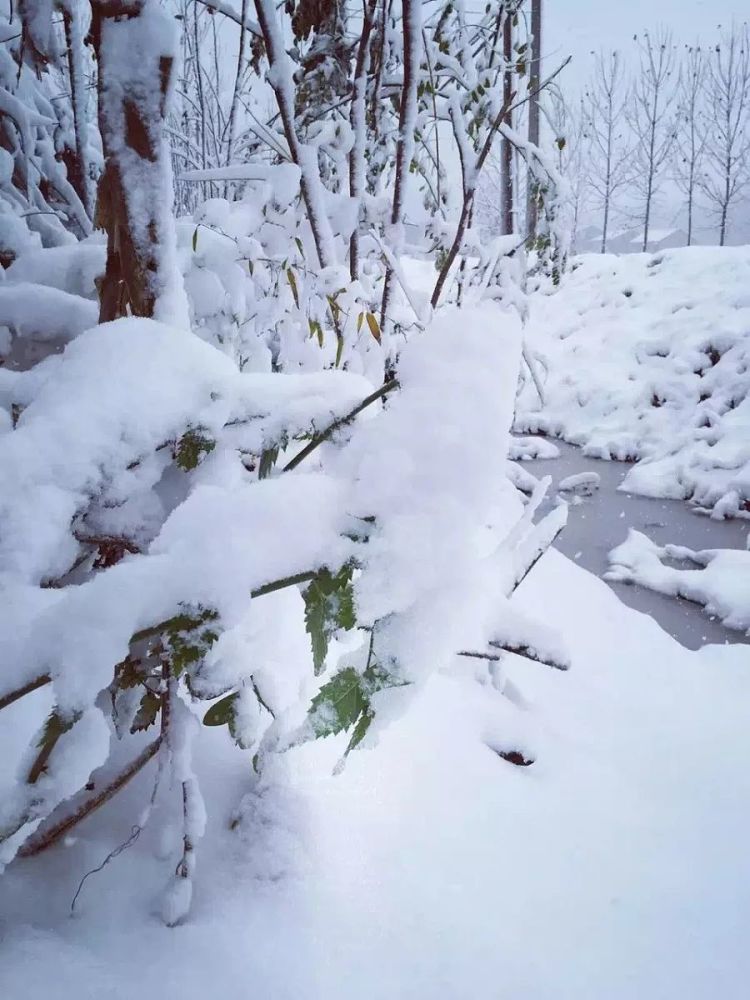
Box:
308;667;367;738
164;606;220;677
305;658;408;761
259;445;279;480
131;690;161;733
203;692;238;727
308;318;323;347
303;566;356;675
192;227;198;252
294;236;304;257
175;428;216;471
344;707;374;754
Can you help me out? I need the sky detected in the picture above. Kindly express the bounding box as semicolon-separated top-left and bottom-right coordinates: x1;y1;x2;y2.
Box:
548;0;748;93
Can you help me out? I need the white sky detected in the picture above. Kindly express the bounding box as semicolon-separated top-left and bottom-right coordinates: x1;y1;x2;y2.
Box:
547;0;747;93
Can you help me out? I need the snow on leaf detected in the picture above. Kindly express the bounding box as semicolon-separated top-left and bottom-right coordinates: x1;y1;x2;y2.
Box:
130;690;161;733
303;565;356;675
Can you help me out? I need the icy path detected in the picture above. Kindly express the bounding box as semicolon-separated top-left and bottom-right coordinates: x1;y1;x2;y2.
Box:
519;440;749;649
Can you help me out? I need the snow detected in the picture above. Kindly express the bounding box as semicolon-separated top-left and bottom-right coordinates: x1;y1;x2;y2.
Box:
2;551;749;998
6;242;105;299
2;3;749;986
607;529;750;633
0;283;97;344
518;246;750;517
558;470;601;495
509;435;561;460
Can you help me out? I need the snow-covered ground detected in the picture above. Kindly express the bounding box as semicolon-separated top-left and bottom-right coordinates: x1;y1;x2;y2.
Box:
2;242;749;1000
518;247;750;518
2;548;749;1000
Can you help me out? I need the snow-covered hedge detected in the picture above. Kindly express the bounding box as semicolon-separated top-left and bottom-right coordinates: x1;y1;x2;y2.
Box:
518;247;750;518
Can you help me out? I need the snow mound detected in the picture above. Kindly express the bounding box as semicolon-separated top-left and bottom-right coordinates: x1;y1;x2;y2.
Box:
508;435;560;460
607;529;750;634
518;247;750;517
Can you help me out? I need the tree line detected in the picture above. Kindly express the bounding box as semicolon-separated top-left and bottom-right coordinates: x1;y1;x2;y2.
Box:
567;24;750;251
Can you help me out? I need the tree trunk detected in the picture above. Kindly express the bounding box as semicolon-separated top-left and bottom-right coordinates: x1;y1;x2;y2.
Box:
91;0;183;322
526;0;542;239
379;0;420;334
349;0;378;281
501;11;514;235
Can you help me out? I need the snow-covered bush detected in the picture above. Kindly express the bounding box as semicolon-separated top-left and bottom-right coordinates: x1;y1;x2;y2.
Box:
0;0;572;926
0;300;567;920
0;2;94;262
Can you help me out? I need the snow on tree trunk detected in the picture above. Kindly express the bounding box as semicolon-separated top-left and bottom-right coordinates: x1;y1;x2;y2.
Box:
92;0;188;326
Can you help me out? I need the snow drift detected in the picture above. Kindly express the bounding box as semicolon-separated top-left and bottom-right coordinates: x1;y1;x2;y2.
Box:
518;246;750;518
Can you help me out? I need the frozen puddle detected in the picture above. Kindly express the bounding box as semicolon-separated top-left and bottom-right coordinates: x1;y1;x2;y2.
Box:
517;438;749;650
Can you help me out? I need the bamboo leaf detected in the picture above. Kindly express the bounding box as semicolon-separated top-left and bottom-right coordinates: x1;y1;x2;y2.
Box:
286;267;299;308
365;312;381;343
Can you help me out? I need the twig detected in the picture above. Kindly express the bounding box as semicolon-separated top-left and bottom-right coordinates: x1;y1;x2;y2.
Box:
0;673;51;712
370;230;429;326
459;643;568;671
282;379;399;473
510;506;567;595
18;738;162;858
488;640;568;671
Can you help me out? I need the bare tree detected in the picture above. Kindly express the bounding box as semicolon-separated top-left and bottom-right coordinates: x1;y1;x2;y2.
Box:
526;0;542;238
584;51;631;253
545;91;589;253
699;22;750;246
673;44;707;245
628;29;677;252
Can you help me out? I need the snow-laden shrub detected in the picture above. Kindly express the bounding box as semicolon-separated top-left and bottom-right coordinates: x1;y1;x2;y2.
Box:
182;173;391;381
0;299;566;921
0;6;94;260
